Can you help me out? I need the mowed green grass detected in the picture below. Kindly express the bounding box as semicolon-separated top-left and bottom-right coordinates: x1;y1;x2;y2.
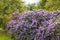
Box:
0;32;11;40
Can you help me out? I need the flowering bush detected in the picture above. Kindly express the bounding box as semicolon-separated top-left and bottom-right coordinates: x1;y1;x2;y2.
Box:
6;9;60;40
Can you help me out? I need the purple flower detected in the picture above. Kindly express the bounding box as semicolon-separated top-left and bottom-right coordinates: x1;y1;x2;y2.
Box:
6;9;60;40
56;35;60;40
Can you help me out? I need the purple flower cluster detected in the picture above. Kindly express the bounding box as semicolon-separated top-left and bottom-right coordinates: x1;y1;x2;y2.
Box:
6;9;60;40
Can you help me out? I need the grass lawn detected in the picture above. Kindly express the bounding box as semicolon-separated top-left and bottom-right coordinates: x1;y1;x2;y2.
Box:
0;32;11;40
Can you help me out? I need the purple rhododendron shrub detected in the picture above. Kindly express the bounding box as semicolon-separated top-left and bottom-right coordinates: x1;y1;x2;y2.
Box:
6;9;60;40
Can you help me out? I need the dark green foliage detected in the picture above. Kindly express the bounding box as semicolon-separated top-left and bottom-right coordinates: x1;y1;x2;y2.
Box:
37;0;47;9
27;4;38;10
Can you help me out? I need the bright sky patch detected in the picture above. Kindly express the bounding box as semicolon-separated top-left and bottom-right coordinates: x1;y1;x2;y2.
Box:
22;0;39;4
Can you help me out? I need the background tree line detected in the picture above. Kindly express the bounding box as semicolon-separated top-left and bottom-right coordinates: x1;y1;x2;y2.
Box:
0;0;27;29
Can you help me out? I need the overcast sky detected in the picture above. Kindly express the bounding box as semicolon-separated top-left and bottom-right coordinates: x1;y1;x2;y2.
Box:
22;0;39;5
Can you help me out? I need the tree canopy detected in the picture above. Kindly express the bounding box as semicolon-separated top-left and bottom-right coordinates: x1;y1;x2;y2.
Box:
37;0;47;9
45;0;60;11
0;0;27;29
37;0;60;11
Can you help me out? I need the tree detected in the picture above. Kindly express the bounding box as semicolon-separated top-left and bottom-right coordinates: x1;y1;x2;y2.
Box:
0;0;27;29
27;4;38;10
45;0;60;11
37;0;47;9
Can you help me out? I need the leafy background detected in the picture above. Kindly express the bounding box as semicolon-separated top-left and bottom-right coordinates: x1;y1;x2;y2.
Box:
0;0;60;40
